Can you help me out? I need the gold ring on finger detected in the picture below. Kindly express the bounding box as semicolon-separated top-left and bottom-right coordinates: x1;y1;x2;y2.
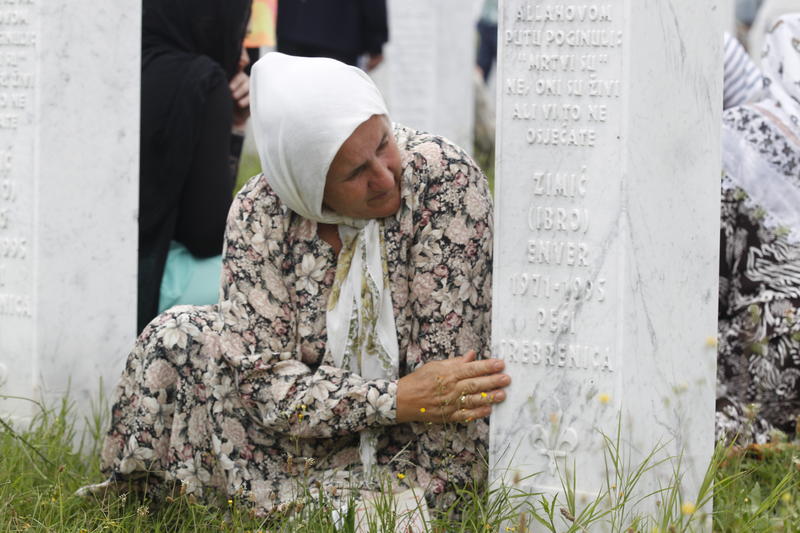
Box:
459;394;467;406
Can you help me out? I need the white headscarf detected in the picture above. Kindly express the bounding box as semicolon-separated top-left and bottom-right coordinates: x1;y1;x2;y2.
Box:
250;53;400;478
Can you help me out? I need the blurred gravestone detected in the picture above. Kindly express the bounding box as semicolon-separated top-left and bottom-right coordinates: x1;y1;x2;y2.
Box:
0;2;138;426
490;0;721;522
372;0;481;152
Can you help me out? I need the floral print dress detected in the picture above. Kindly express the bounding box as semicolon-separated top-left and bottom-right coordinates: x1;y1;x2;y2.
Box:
100;124;494;513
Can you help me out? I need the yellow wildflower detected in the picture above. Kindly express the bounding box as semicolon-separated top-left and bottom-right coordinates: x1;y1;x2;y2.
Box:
419;407;426;413
705;336;718;348
396;472;406;480
228;499;234;506
681;501;696;515
598;393;610;405
481;392;488;398
782;492;792;504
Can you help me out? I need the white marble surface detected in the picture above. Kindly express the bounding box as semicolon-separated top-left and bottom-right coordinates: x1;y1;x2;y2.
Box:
0;2;139;426
372;0;480;152
490;0;721;521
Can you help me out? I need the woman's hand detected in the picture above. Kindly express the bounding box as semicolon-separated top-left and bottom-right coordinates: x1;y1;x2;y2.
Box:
395;351;510;424
229;70;250;130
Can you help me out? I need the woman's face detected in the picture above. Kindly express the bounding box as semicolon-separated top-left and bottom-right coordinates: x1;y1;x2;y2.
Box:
323;115;402;220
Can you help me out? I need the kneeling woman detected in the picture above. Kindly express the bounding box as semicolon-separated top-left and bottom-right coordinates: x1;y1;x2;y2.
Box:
93;53;510;515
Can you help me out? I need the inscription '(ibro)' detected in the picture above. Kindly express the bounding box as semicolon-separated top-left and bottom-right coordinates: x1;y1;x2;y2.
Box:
528;206;589;233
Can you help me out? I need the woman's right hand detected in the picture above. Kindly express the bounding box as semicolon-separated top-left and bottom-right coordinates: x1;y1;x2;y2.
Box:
395;350;510;424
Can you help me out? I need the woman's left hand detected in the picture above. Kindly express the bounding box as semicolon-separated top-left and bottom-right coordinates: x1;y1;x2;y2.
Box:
395;350;510;424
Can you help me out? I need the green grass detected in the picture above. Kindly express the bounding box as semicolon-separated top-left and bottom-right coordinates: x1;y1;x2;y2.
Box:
235;150;262;196
1;399;798;532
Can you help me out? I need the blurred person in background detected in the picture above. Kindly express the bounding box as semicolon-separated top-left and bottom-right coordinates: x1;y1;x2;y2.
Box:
748;0;800;61
737;0;764;30
723;32;766;110
475;0;497;83
138;0;252;332
716;14;800;446
276;0;388;71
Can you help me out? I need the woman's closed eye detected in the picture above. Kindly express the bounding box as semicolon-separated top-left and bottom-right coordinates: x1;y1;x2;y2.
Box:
377;134;388;153
345;164;367;181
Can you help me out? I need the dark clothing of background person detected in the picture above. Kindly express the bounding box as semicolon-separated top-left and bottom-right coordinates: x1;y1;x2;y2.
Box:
276;0;388;67
138;0;251;333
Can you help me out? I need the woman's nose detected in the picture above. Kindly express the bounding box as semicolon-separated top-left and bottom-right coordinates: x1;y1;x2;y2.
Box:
368;162;395;191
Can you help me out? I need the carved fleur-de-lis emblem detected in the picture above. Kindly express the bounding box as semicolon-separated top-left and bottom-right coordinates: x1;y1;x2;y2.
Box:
529;423;579;476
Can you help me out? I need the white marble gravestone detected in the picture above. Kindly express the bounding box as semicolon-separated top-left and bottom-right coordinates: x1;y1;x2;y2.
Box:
490;0;721;519
0;2;139;426
372;0;481;152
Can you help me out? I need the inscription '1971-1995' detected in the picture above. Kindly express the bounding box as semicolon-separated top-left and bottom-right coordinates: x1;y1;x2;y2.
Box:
510;274;606;301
